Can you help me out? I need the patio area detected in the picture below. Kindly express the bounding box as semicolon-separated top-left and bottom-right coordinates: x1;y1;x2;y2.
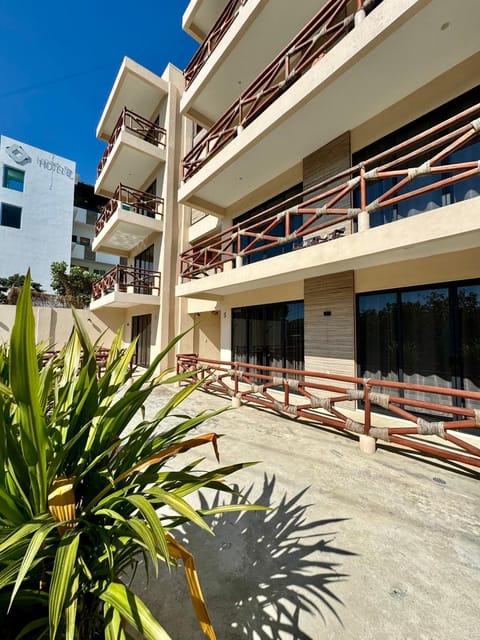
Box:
132;382;479;639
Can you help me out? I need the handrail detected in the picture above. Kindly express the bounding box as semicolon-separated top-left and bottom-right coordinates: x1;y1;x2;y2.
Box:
95;184;165;235
183;0;382;180
179;102;480;280
97;108;167;178
91;265;161;299
176;353;480;469
184;0;249;89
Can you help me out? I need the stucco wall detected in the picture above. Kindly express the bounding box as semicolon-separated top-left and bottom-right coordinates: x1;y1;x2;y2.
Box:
0;306;119;349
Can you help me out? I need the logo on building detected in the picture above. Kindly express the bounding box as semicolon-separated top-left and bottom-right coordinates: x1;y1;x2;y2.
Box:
5;144;32;166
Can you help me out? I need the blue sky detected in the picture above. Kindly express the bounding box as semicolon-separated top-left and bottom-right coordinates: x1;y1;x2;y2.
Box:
0;1;197;184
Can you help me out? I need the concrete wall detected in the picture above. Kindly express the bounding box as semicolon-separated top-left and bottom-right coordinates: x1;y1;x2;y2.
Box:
0;306;119;349
0;136;75;292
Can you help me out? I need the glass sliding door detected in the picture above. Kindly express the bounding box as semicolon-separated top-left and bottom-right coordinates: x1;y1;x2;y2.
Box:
457;284;480;410
134;244;154;294
401;288;451;405
357;292;398;381
132;314;152;367
231;301;304;375
357;279;480;412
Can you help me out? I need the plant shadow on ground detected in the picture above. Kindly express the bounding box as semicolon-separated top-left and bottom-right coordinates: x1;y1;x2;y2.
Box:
133;474;356;639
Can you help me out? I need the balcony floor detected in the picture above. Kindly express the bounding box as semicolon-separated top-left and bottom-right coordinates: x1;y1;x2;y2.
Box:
130;382;479;639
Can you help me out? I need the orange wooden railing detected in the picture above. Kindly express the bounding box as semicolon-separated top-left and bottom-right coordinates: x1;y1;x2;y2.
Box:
97;108;167;178
91;265;161;300
177;354;480;469
183;0;381;180
184;0;249;89
95;184;164;235
180;101;480;280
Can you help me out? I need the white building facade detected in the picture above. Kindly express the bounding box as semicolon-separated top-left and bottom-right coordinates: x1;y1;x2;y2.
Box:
0;135;75;292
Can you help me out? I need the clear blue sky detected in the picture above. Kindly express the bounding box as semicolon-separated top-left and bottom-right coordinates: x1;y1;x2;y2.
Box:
0;1;197;184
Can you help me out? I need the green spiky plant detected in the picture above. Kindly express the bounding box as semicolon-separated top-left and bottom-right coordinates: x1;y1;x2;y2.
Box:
0;273;262;639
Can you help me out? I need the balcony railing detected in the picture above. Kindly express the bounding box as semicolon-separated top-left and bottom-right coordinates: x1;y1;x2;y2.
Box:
97;108;167;178
184;0;249;89
180;102;480;280
183;0;381;180
95;184;165;235
177;354;480;469
91;265;161;300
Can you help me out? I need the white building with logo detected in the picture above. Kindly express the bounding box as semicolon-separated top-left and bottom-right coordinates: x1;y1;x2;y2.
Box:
0;135;76;292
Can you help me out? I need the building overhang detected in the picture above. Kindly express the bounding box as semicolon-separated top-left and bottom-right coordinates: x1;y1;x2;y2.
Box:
97;57;168;141
179;0;480;214
92;208;163;256
95;130;166;198
176;199;480;299
181;0;327;126
90;291;161;310
182;0;226;42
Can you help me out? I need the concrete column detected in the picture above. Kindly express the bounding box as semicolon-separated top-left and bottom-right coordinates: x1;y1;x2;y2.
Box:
359;434;376;454
355;9;366;26
357;210;370;232
235;255;243;268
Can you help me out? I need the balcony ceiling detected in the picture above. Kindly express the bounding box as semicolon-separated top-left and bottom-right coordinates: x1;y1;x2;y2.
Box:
182;0;325;126
93;212;163;256
179;0;480;214
183;0;227;41
97;57;168;141
95;131;166;198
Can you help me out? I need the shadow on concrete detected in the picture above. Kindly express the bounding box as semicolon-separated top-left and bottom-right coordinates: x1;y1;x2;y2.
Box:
139;474;356;639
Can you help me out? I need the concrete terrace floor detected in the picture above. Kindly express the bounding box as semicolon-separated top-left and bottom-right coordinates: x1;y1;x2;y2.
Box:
133;382;480;640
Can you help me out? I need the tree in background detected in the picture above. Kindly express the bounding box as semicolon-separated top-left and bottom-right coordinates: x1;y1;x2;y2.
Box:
50;261;97;308
0;273;44;304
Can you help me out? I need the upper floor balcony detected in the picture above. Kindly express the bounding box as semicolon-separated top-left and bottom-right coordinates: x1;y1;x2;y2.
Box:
181;0;324;128
183;0;228;42
97;57;169;142
177;101;480;299
178;0;479;216
90;265;161;310
95;108;166;197
93;184;164;256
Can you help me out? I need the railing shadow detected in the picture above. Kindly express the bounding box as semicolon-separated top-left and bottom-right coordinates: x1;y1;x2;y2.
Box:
136;474;356;639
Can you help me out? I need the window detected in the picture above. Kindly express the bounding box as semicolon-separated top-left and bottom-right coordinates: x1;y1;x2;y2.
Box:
0;203;22;228
93;269;105;276
72;235;77;243
3;166;25;192
79;237;90;247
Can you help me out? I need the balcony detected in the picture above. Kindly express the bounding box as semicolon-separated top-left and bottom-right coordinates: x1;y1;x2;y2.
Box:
177;102;480;298
183;0;228;41
178;0;480;215
90;265;161;310
93;185;164;255
185;0;248;88
97;57;169;142
181;0;325;127
96;108;166;197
